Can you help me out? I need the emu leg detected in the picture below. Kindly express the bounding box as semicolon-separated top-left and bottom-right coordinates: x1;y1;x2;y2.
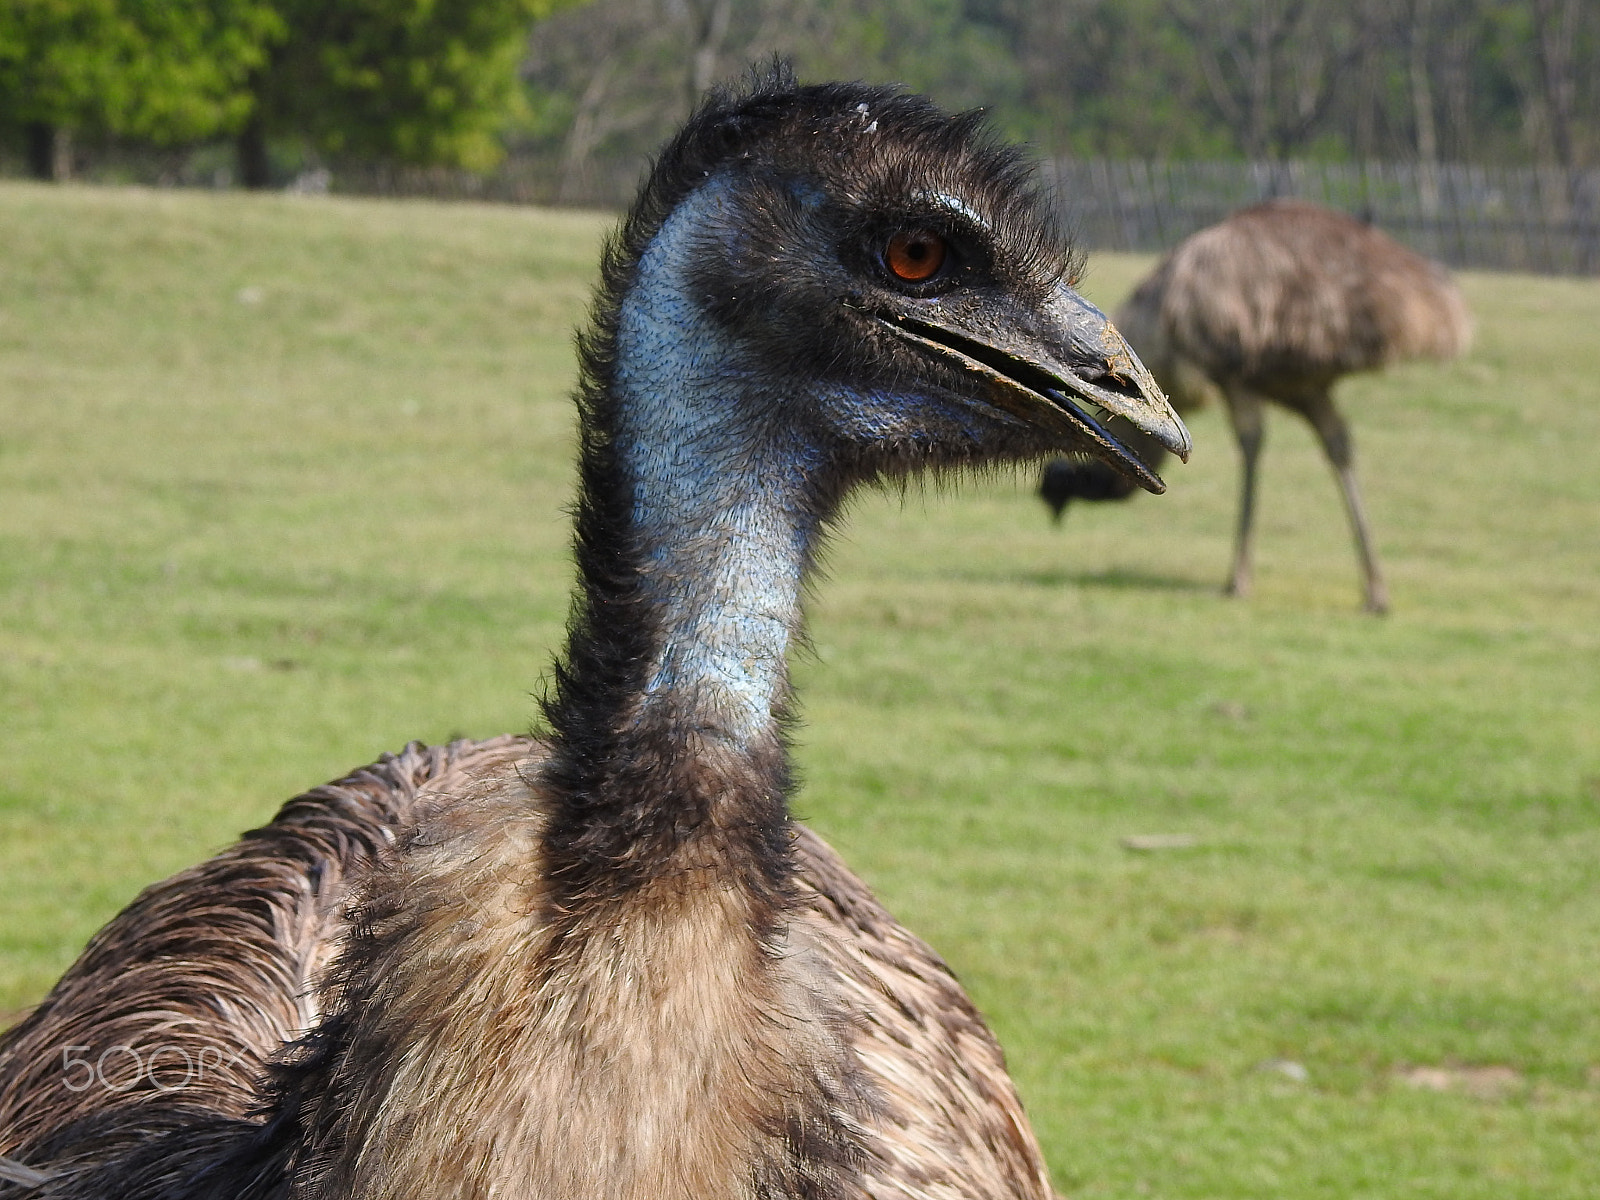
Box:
1222;387;1265;598
1301;391;1388;614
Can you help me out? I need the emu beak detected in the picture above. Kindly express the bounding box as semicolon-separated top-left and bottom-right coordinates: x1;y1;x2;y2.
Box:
873;284;1191;493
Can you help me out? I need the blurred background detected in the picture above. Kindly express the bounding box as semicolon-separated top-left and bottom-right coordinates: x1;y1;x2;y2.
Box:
2;0;1597;272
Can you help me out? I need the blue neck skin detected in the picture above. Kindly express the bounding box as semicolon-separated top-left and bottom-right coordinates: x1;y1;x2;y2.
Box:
611;180;823;750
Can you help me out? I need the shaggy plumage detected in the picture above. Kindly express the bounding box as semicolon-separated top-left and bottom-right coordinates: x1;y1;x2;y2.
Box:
1;70;1188;1199
1040;199;1470;613
0;738;527;1186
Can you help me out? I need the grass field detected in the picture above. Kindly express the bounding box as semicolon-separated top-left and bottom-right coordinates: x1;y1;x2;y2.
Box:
1;180;1597;1197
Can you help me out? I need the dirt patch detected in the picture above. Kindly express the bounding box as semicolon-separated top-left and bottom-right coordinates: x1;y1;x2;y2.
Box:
1397;1064;1523;1099
1121;833;1202;852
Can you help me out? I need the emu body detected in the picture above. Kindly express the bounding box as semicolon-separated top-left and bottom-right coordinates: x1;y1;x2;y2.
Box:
0;75;1188;1199
1040;200;1470;613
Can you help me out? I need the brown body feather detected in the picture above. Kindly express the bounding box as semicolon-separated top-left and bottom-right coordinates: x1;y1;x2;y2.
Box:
277;746;1049;1200
1130;199;1470;387
0;738;526;1175
0;738;1050;1200
1043;200;1469;613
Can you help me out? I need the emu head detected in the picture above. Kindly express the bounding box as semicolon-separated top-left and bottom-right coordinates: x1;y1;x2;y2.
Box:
595;77;1190;501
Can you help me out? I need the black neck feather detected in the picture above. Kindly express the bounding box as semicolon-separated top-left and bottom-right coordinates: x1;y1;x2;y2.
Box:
536;91;804;909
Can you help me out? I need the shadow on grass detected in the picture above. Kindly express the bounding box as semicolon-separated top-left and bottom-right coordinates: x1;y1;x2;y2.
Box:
976;566;1215;594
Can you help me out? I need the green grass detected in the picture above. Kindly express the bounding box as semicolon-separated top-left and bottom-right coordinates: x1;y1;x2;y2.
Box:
2;181;1598;1197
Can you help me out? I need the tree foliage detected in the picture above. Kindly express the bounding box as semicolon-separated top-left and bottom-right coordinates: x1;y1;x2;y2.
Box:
252;0;566;171
2;0;572;181
0;0;278;141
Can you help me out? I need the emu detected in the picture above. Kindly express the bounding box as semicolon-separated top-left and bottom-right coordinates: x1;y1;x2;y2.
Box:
0;75;1188;1199
1039;200;1470;613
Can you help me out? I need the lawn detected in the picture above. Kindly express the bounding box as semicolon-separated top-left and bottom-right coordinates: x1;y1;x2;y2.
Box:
1;181;1597;1198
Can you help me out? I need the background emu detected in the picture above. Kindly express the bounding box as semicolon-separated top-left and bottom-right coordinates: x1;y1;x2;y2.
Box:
1040;199;1470;613
0;75;1187;1199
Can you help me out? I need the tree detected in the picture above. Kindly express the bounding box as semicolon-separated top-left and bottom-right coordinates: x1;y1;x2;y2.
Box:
523;0;829;204
522;0;1026;203
236;0;570;187
0;0;278;180
1162;0;1368;161
1527;0;1583;171
977;0;1233;156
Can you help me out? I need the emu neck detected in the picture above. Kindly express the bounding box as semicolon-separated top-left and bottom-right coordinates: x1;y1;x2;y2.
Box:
630;454;812;739
622;327;814;750
542;180;827;906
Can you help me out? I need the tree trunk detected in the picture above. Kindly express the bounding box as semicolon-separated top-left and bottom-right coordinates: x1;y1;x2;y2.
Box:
24;122;53;181
1436;6;1476;163
1408;0;1440;212
1245;11;1274;160
1351;33;1380;160
238;116;271;189
24;123;72;182
557;59;617;206
1529;0;1578;171
685;0;732;115
53;128;73;182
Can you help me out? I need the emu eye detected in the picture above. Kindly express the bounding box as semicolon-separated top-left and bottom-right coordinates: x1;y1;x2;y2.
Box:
884;230;947;283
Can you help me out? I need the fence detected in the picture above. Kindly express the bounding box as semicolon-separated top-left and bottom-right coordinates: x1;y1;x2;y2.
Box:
8;142;1598;275
1042;158;1600;276
325;156;644;210
357;153;1600;276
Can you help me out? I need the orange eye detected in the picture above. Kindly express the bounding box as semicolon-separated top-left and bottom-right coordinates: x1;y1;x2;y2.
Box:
885;230;947;282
